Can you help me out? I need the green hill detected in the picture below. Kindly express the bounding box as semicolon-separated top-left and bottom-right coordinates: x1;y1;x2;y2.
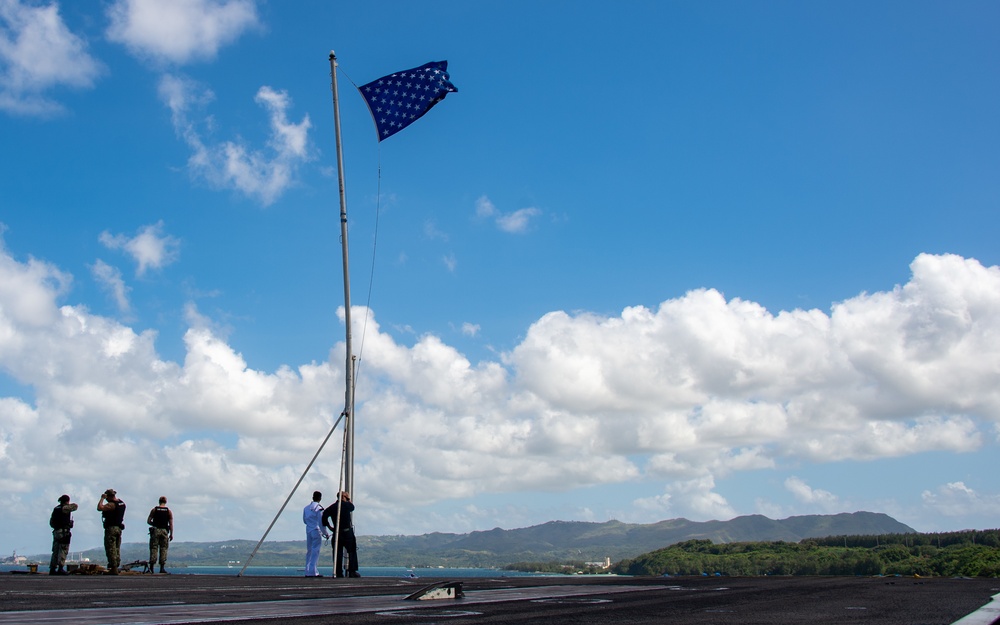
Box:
613;529;1000;577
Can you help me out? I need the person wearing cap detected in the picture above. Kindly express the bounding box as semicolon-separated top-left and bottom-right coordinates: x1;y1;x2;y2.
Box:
48;494;78;575
97;488;126;575
146;496;174;574
302;491;328;577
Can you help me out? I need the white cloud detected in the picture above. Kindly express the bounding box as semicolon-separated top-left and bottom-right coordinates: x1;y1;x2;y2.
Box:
90;259;131;314
789;416;981;462
784;476;839;509
496;207;541;234
2;246;1000;551
100;221;180;276
443;253;457;272
633;491;672;515
506;254;1000;461
105;0;259;65
461;322;480;337
675;476;738;519
475;195;541;234
475;195;496;218
921;482;1000;521
0;0;103;116
158;74;313;206
0;235;70;328
635;476;737;520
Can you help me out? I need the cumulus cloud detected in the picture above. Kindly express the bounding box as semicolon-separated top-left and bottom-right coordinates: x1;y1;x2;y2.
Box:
633;476;737;520
105;0;259;65
475;194;541;234
158;74;312;206
1;246;1000;552
0;0;103;116
0;243;342;546
100;221;180;276
921;482;1000;520
509;254;1000;447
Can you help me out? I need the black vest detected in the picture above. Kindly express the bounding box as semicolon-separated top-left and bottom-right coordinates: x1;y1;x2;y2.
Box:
50;506;72;530
150;506;170;529
102;500;126;529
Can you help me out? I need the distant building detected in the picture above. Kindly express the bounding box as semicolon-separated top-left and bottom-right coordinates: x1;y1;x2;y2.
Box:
585;557;612;569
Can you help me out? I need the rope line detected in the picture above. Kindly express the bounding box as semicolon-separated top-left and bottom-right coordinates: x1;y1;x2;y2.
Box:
339;66;378;398
354;152;381;390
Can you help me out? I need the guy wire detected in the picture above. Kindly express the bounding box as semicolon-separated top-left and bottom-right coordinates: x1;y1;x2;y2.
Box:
338;67;378;399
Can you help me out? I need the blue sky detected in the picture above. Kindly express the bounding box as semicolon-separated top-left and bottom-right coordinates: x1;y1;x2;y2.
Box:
1;0;999;556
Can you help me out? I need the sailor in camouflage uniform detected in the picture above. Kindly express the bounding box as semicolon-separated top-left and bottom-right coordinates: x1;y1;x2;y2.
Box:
97;489;126;575
146;496;174;573
49;494;78;575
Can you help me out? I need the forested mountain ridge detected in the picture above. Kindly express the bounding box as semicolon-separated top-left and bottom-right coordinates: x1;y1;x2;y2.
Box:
360;511;914;565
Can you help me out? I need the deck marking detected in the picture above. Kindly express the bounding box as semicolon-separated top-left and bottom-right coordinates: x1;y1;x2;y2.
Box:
0;584;665;625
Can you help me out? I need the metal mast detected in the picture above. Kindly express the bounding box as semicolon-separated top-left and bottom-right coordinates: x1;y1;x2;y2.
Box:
329;51;354;495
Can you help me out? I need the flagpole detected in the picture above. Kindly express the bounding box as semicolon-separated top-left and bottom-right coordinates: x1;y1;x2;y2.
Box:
329;51;354;495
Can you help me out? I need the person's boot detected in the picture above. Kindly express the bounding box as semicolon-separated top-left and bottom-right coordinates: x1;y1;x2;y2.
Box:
49;567;57;575
159;566;167;574
106;566;118;575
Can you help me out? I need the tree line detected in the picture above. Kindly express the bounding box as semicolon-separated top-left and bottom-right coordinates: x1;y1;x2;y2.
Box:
611;529;1000;577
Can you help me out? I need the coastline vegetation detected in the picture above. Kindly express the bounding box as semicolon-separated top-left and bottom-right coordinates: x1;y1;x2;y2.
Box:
611;530;1000;577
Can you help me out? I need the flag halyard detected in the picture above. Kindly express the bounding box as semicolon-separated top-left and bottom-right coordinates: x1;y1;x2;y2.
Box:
358;61;457;141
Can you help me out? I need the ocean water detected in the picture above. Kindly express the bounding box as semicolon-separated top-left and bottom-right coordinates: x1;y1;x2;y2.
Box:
0;563;558;578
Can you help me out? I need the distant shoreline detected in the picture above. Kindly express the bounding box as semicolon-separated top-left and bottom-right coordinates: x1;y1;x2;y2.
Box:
0;564;558;578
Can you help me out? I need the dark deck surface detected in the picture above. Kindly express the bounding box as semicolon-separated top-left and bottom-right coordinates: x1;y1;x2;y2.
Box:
1;572;998;625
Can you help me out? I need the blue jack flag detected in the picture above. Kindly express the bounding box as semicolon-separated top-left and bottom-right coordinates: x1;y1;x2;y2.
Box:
358;61;457;141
